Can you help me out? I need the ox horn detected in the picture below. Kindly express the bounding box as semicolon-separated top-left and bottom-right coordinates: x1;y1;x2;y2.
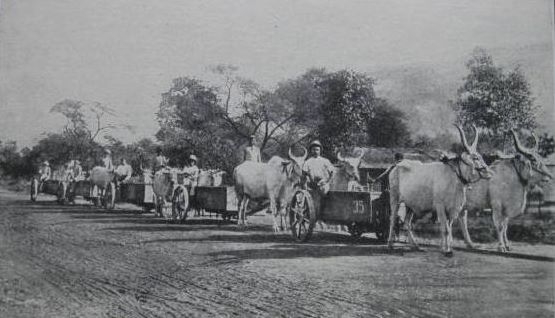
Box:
470;124;479;152
289;146;308;162
337;151;345;162
455;124;471;152
531;132;539;152
355;147;364;159
511;129;534;156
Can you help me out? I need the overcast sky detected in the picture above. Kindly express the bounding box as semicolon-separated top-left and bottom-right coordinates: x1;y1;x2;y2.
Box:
0;0;553;147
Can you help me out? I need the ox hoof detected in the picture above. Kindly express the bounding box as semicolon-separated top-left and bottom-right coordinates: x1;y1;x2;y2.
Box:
444;251;454;257
497;246;507;253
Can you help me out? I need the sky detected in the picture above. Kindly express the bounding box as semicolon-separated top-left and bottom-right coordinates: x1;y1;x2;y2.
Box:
0;0;553;147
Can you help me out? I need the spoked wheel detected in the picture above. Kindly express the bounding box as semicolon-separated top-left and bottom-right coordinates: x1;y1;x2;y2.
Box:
172;186;189;223
288;190;316;242
103;182;116;210
30;178;38;202
348;223;364;239
57;182;68;205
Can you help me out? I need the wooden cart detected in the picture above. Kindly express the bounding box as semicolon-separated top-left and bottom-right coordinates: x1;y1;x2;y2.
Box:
288;188;391;242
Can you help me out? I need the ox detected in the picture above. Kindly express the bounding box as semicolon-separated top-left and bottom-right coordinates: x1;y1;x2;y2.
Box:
317;149;365;232
89;166;116;209
387;125;493;256
330;149;365;191
234;148;307;232
463;130;552;252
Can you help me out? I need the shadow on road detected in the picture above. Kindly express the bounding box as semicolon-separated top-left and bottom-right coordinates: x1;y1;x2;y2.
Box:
204;244;410;260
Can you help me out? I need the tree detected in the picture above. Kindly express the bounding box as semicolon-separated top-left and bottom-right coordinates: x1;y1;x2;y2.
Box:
50;99;117;142
316;70;378;156
455;47;538;150
538;133;555;158
366;99;411;147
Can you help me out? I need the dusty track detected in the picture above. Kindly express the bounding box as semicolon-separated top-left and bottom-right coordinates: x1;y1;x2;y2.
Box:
0;189;553;318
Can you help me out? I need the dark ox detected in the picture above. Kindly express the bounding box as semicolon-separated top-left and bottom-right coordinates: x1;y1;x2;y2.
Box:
387;125;493;256
233;148;307;232
463;130;552;252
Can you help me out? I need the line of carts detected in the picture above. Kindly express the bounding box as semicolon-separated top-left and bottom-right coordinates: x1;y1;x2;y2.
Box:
30;173;391;243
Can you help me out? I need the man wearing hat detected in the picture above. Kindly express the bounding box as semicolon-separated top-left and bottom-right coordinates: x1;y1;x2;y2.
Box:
302;140;335;195
243;134;261;162
182;154;200;194
38;160;52;192
154;147;169;173
102;149;114;172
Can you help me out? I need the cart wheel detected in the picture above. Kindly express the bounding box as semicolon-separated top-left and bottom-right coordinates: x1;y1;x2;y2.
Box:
30;178;38;202
57;182;67;205
348;223;363;239
104;182;116;210
288;190;316;242
172;186;189;223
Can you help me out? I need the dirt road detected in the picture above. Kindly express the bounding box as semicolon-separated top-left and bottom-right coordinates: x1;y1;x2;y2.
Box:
0;189;553;318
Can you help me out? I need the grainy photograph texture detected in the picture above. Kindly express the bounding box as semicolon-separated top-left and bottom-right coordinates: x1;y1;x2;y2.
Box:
0;1;554;317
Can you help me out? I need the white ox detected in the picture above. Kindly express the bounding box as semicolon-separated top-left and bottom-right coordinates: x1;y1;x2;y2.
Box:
234;148;307;232
89;166;116;209
463;130;552;251
387;125;493;256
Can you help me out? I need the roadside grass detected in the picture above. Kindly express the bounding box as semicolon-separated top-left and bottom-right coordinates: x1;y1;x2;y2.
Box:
0;177;30;193
411;207;555;245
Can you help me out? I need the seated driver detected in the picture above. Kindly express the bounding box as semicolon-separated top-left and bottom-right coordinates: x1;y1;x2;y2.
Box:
301;140;334;212
115;158;133;184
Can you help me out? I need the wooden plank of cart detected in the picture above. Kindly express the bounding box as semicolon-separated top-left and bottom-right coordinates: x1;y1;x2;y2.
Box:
288;187;391;242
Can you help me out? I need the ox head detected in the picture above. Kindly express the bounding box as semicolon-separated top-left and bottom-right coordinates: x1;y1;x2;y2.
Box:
511;130;552;183
286;146;308;178
336;148;364;182
455;124;493;182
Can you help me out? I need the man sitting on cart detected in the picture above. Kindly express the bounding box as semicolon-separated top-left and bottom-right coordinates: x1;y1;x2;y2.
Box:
182;154;200;193
154;147;169;174
301;140;335;212
115;158;133;184
38;160;52;192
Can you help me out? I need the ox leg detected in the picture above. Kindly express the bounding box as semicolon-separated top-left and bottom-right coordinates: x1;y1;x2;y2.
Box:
387;204;399;248
270;197;281;233
445;217;454;257
404;212;421;251
502;217;511;251
436;206;449;255
459;209;475;249
237;196;246;227
491;210;506;252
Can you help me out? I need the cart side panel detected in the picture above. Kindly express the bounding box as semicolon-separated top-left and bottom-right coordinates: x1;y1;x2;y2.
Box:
73;180;92;198
42;180;60;196
120;183;154;205
320;190;372;224
195;186;227;212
